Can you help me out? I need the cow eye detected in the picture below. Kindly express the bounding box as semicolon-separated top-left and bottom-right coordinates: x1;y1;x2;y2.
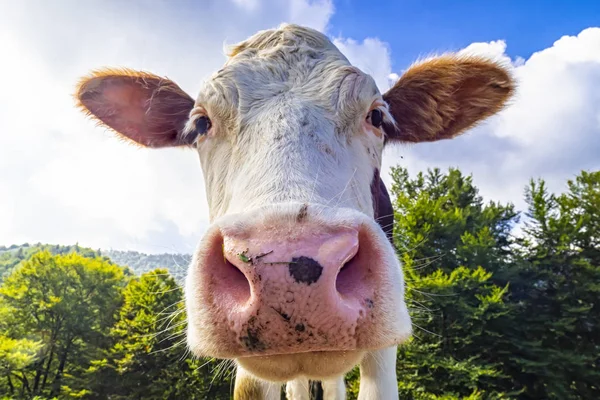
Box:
195;116;211;135
367;109;383;128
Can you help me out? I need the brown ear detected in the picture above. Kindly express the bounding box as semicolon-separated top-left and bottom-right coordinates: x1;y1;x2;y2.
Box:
75;68;195;148
382;55;515;143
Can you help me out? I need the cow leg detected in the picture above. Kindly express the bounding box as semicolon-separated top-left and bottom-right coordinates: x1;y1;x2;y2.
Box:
286;377;310;399
322;376;346;399
234;365;281;400
287;377;345;400
357;346;399;400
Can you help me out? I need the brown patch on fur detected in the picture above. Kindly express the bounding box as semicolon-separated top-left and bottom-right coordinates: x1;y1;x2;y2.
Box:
297;203;309;223
371;169;394;243
75;68;194;148
383;55;515;143
233;376;264;400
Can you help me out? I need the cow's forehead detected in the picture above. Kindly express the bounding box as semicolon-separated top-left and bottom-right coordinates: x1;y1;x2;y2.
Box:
196;24;381;128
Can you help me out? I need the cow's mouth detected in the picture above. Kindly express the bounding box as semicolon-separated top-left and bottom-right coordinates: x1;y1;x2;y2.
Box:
236;350;366;381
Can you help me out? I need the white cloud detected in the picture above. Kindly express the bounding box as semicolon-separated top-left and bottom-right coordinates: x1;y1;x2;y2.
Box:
459;39;511;64
0;0;335;253
333;36;394;92
0;0;597;254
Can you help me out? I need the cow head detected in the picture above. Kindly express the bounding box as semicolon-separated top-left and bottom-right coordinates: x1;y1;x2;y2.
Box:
76;24;513;385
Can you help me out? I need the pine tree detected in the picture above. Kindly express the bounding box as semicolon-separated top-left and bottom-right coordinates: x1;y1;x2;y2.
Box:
387;167;519;399
497;171;600;399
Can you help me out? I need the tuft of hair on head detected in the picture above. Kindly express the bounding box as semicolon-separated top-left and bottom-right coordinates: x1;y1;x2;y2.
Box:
226;23;335;59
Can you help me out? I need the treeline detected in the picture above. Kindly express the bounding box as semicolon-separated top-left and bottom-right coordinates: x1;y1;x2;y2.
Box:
0;246;189;285
0;168;598;399
103;250;190;284
0;245;99;282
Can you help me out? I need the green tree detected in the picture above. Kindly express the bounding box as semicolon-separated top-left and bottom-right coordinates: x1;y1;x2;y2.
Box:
0;251;126;398
0;335;42;397
496;171;600;399
385;167;599;399
85;269;232;400
390;167;517;275
385;167;519;399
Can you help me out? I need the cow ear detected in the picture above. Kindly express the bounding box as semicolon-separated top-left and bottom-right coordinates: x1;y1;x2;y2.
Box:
382;55;515;143
75;68;195;148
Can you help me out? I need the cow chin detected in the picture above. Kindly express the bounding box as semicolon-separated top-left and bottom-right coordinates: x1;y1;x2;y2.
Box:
236;350;366;381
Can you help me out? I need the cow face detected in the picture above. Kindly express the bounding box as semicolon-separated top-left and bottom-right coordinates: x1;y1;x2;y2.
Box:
75;24;514;382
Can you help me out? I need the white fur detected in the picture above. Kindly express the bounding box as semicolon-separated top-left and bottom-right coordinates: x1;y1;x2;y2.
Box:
285;375;346;400
236;365;281;400
286;378;310;400
322;376;347;400
183;24;411;399
358;347;399;400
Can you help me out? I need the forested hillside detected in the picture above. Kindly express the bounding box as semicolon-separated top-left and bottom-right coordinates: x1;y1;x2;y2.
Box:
0;245;189;284
0;245;101;282
103;250;190;283
1;168;598;399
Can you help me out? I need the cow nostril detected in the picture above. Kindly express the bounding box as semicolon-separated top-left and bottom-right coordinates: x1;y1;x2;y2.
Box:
219;244;252;306
226;259;251;300
335;249;360;296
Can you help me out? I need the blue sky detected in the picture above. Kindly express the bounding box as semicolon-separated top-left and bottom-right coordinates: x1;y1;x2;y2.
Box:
0;0;598;253
331;0;600;68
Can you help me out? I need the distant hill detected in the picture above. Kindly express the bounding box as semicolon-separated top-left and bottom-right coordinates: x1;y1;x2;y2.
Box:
0;243;190;284
0;243;99;281
102;250;190;283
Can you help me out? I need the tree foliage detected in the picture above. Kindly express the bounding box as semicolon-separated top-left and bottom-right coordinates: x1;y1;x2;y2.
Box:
0;251;125;398
384;167;599;399
82;269;232;399
385;167;517;399
0;244;104;283
498;171;600;399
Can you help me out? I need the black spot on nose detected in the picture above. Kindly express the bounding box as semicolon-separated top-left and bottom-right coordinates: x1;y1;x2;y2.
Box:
289;256;322;285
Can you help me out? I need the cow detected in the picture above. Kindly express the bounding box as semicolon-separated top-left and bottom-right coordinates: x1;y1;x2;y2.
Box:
75;24;514;400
